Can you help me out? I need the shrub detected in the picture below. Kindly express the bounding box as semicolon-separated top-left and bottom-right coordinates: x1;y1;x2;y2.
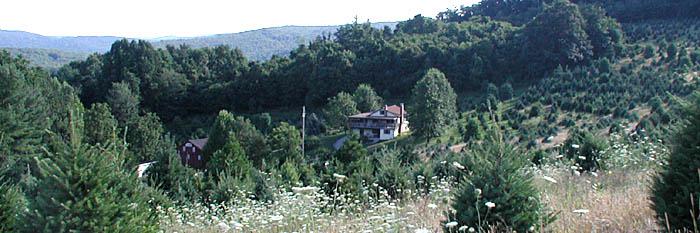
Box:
24;142;159;232
446;130;553;232
0;183;24;232
651;92;700;231
562;129;607;172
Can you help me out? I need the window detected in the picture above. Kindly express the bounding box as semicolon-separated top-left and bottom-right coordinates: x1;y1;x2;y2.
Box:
192;147;196;153
384;129;391;134
198;155;202;161
186;155;190;160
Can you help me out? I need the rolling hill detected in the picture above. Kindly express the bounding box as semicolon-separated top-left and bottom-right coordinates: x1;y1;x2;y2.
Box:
0;22;397;69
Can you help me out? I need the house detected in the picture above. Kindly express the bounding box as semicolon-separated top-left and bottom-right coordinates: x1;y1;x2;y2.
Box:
348;104;409;142
178;138;208;169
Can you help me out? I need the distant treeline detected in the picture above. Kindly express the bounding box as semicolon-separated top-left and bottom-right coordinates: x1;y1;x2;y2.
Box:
439;0;700;25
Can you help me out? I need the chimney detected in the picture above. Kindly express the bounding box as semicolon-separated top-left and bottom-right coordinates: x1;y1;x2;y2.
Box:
399;103;404;135
384;105;388;115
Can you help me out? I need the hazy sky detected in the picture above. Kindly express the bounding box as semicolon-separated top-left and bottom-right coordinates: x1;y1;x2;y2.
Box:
1;0;479;38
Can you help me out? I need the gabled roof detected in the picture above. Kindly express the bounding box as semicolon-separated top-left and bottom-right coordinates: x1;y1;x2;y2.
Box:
349;105;407;119
187;138;209;149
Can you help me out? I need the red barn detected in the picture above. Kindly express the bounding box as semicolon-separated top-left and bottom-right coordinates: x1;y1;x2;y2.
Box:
179;138;208;169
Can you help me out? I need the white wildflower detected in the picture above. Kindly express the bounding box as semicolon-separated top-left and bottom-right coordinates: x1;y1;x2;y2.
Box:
217;222;230;232
485;202;496;208
446;221;458;228
474;188;482;196
573;209;589;214
572;144;580;149
333;173;347;181
415;229;431;233
270;215;284;221
469;227;476;232
542;176;557;184
291;186;320;194
452;161;465;170
459;225;469;231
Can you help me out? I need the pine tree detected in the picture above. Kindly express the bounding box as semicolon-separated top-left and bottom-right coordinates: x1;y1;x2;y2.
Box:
24;141;159;232
0;183;24;232
409;68;457;139
84;103;118;145
106;82;140;127
447;129;553;232
208;134;252;179
334;134;367;165
268;122;303;166
651;92;700;231
462;116;484;143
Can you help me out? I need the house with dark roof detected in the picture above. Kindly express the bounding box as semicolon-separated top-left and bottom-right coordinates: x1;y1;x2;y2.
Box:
347;104;409;142
178;138;208;169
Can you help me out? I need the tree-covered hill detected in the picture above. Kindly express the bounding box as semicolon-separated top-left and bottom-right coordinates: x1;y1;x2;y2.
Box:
0;30;123;52
152;23;397;61
1;23;396;69
0;47;90;71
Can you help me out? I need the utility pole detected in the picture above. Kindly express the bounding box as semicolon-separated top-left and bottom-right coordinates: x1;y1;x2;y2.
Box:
301;106;306;158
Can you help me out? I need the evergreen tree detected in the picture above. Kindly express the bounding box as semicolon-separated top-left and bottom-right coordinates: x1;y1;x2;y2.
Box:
106;82;140;126
204;111;269;165
409;68;457;139
208;134;252;179
462;116;484;143
268;122;302;166
323;92;359;131
335;134;367;165
562;128;607;172
24;141;159;232
352;83;383;112
84;103;118;145
126;113;165;165
447;130;553;232
0;183;24;232
499;83;514;101
652;92;700;231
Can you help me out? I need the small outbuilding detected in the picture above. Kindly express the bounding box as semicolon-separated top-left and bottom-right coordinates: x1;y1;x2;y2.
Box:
178;138;208;169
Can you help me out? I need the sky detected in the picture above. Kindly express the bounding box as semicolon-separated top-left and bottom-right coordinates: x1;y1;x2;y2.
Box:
1;0;479;39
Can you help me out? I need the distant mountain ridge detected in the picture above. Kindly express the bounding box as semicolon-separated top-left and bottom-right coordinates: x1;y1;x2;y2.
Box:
0;30;124;53
152;22;397;61
0;22;397;68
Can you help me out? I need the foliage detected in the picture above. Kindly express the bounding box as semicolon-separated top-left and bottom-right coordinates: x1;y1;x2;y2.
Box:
409;68;457;139
352;83;383;113
323;92;358;131
0;183;24;232
208;134;251;178
651;92;700;231
522;0;593;75
462;116;484;143
562;129;607;172
268;122;303;166
24;140;159;232
447;130;553;232
84;103;118;145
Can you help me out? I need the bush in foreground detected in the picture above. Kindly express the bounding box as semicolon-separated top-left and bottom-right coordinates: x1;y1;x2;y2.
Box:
651;92;700;231
446;130;553;232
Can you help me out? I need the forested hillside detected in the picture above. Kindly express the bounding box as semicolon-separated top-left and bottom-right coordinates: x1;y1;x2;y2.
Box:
153;23;397;61
2;0;700;232
0;47;90;70
0;23;396;69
